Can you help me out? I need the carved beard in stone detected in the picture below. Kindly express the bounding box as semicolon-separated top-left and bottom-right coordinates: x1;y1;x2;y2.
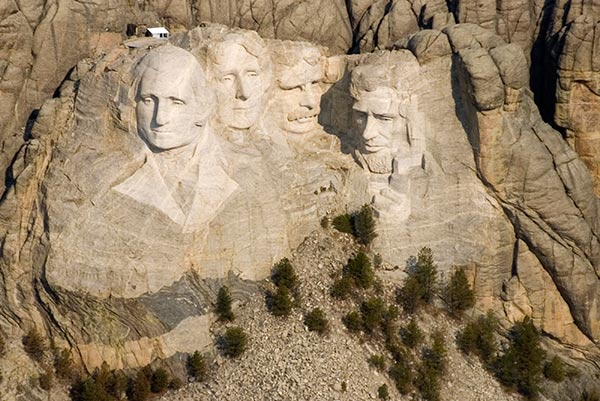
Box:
210;42;269;131
352;87;404;174
135;50;208;152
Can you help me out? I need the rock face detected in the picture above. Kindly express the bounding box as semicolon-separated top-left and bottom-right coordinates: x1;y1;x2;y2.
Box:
0;23;599;398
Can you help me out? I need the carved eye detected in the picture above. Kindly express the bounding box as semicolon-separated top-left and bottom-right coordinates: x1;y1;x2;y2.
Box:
171;98;186;106
375;114;394;122
247;71;258;78
141;96;153;105
222;75;235;83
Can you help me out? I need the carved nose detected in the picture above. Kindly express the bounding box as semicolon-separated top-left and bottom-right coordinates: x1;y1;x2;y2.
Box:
300;86;318;109
362;116;378;140
154;100;169;126
236;79;250;101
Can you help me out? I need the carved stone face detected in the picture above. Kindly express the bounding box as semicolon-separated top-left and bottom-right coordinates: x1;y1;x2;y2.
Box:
210;42;268;130
136;53;206;152
273;59;323;134
352;87;402;174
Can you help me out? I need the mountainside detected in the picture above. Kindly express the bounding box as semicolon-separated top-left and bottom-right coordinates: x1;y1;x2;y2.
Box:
0;8;599;401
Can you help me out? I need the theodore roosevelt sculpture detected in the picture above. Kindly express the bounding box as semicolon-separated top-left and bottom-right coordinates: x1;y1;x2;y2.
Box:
206;31;272;134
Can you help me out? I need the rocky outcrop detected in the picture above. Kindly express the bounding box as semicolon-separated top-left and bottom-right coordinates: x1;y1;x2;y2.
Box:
0;22;599;399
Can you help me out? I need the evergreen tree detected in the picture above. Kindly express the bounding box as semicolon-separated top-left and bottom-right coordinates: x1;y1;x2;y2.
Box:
22;328;46;362
495;317;546;398
216;286;235;322
188;351;207;381
332;213;353;234
222;327;248;358
543;356;565;383
346;251;375;289
457;311;498;365
353;204;378;246
304;308;329;335
150;367;170;393
397;247;438;313
444;267;475;317
415;247;437;303
271;285;293;317
360;297;386;334
400;319;423;348
272;258;298;292
128;370;151;401
54;348;77;382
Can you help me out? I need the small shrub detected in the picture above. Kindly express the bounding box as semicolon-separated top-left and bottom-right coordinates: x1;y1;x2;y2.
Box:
54;348;76;381
70;377;104;401
543;355;565;382
128;370;151;401
0;334;5;358
106;369;128;399
400;319;423;348
457;311;498;365
39;368;53;390
378;383;389;400
368;354;386;371
422;330;447;376
188;351;207;381
272;258;298;291
341;381;347;392
343;311;363;332
495;317;546;399
271;285;293;317
416;366;441;401
444;267;475;317
331;276;354;299
169;377;183;390
150;367;170;393
361;297;386;334
396;276;422;314
373;253;383;269
304;308;329;335
320;216;329;229
216;286;235;322
23;328;46;362
389;357;413;394
353;204;378;246
222;327;248;358
332;214;353;234
346;251;374;289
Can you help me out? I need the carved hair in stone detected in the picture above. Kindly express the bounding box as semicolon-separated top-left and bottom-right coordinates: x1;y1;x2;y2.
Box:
349;54;412;174
269;41;324;135
134;44;214;152
206;31;273;132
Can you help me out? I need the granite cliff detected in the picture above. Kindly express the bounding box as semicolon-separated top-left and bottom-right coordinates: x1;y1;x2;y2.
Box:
0;9;599;401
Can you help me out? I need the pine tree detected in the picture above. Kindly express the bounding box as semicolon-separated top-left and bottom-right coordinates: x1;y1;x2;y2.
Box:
188;351;207;381
272;258;298;291
353;204;378;246
216;286;235;321
150;367;170;393
346;251;374;289
222;327;248;358
444;267;475;317
415;247;437;303
23;328;46;362
271;285;293;317
495;317;546;398
128;370;151;401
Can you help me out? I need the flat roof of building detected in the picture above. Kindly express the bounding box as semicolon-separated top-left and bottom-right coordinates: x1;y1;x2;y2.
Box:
147;27;169;34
